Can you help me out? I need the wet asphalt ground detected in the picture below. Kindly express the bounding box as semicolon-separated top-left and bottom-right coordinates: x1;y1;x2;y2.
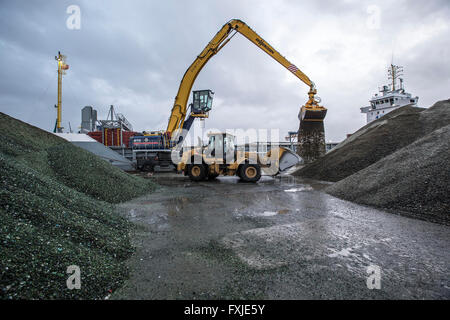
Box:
113;173;449;299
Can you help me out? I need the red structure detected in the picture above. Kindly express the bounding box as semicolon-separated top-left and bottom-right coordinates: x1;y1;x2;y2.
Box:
88;130;138;147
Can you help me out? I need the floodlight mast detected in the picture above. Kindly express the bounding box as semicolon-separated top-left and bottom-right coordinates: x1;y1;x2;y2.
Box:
54;51;69;133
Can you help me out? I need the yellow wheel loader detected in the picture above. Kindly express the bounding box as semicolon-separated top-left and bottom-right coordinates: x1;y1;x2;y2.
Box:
177;132;300;182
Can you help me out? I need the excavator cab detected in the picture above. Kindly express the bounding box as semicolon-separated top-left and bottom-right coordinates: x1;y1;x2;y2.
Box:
192;90;214;115
176;90;215;145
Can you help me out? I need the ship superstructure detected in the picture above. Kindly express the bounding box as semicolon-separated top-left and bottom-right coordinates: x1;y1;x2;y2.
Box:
361;64;418;123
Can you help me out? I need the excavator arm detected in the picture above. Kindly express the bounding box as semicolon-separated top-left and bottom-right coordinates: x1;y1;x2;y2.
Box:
166;19;325;135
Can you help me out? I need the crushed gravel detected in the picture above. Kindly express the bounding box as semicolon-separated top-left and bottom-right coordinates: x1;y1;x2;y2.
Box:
0;112;156;299
293;100;450;182
291;99;450;224
326;124;450;225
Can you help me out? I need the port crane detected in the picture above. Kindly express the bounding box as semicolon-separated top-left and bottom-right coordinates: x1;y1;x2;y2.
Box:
132;19;326;175
167;19;326;138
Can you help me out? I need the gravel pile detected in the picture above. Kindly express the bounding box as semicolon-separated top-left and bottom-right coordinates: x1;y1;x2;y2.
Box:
290;99;450;224
326;124;450;225
48;144;152;203
293;100;450;182
0;112;156;299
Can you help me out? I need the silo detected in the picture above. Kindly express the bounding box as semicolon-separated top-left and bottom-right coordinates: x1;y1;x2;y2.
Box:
81;106;94;133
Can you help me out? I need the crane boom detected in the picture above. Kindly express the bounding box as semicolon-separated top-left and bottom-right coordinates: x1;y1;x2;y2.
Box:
166;19;324;135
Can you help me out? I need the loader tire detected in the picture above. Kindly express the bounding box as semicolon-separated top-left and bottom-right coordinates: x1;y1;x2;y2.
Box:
239;164;261;183
187;164;206;182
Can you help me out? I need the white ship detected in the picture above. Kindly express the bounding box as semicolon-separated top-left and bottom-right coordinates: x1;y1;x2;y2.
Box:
361;64;419;123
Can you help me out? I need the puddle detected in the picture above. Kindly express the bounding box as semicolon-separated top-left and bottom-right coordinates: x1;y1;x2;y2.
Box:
260;211;277;216
328;247;354;258
241;209;290;218
284;186;313;192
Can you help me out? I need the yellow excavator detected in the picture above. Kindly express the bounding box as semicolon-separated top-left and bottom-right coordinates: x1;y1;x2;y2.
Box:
168;19;326;140
132;19;326;178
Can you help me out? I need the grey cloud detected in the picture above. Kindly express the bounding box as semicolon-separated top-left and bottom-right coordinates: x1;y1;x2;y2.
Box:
0;0;449;142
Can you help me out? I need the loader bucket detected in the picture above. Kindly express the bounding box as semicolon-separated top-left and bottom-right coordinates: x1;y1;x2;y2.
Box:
263;147;301;175
278;147;302;171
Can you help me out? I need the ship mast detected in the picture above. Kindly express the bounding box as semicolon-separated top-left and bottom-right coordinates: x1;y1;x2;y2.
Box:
388;64;403;91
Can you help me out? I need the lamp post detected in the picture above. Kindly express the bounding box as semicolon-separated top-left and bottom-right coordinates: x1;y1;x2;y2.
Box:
54;51;69;133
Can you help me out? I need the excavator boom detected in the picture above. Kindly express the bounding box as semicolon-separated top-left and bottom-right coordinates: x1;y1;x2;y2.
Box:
166;19;326;135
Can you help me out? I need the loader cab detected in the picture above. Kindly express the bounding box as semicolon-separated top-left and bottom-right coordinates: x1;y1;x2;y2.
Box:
205;132;236;164
192;90;214;115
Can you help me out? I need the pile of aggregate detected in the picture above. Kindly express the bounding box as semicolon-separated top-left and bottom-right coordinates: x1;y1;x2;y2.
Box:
294;100;450;182
326;124;450;225
0;112;156;299
292;99;449;225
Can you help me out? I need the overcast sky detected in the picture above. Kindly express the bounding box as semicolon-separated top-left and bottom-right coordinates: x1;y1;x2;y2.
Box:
1;0;449;142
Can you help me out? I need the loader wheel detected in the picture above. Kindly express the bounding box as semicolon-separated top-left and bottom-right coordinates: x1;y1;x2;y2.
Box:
187;164;206;181
239;164;261;182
